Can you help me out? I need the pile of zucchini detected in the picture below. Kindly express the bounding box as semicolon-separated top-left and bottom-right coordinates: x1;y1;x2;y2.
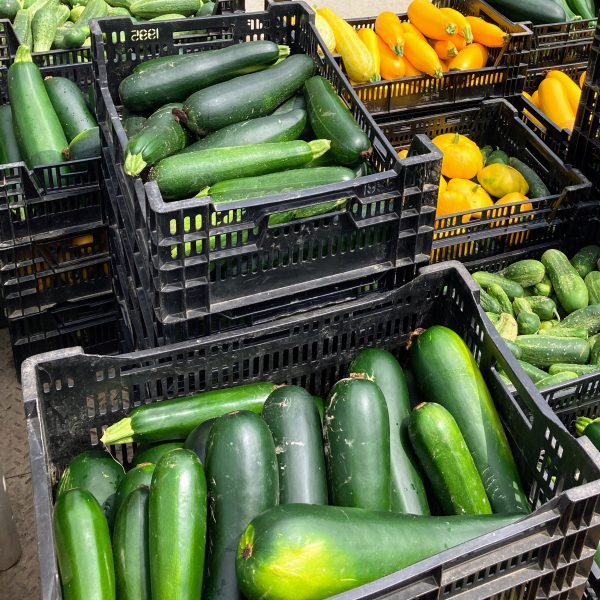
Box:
1;45;100;168
116;40;373;204
1;0;220;52
474;245;600;389
53;326;529;599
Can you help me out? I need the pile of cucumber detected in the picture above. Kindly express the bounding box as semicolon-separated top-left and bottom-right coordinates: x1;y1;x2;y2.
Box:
1;45;100;168
53;326;529;599
117;40;373;203
474;245;600;389
1;0;221;52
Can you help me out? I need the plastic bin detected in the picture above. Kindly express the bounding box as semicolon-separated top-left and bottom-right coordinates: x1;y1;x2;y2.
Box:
93;2;441;328
340;0;531;117
22;260;600;600
377;98;591;265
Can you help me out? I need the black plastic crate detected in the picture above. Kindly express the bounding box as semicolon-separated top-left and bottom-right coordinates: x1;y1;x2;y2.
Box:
377;98;591;265
22;260;600;600
341;0;531;117
93;2;442;326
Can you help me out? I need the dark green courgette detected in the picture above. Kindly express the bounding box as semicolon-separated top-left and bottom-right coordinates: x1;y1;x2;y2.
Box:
131;442;183;466
123;116;147;137
485;0;566;24
509;157;550;197
0;105;21;164
113;462;155;516
67;126;101;160
183;418;215;464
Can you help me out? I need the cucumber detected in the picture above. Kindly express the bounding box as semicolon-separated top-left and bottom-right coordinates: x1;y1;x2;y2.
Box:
183;418;215;464
204;411;279;600
480;289;502;314
44;77;97;143
571;245;600;278
132;441;183;466
549;363;600;376
512;297;532;316
63;0;108;48
149;449;206;600
500;259;546;287
70;4;85;19
486;311;500;324
534;274;553;297
179;54;315;135
8;45;68;168
585;271;600;304
576;417;600;448
113;486;151;600
32;0;69;52
0;0;21;18
200;166;353;206
149;11;186;19
120;41;289;113
107;4;131;14
195;0;213;14
123;116;147;137
324;376;390;510
262;385;327;505
554;0;581;19
53;489;115;600
517;311;541;335
124;103;189;176
592;336;600;364
486;149;509;165
56;449;125;530
13;9;33;46
568;0;595;19
489;283;514;315
509;157;550;197
113;462;155;516
514;335;590;367
349;348;429;515
473;271;525;299
504;339;522;358
67;126;101;160
538;326;588;339
410;326;530;514
554;304;600;336
408;402;492;516
181;109;307;153
129;0;199;18
236;504;520;600
52;23;74;49
304;75;371;166
484;0;566;24
101;382;276;445
536;371;578;388
150;139;330;201
540;320;557;330
496;312;518;341
542;249;589;313
274;94;306;114
518;360;549;383
0;105;21;164
526;295;558;321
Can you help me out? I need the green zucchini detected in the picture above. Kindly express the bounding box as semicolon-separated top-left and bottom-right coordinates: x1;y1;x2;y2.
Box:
63;0;108;48
56;449;125;529
324;376;390;510
484;0;566;24
9;45;69;168
538;326;588;339
120;41;289;113
349;348;429;515
473;271;525;300
534;275;553;297
274;94;306;114
536;371;578;388
489;283;514;315
53;489;115;600
129;0;199;18
44;77;97;143
585;271;600;304
0;0;21;19
496;312;518;341
150;139;330;201
113;462;155;516
124;103;189;176
517;311;541;334
101;382;276;445
486;148;509;165
32;0;69;52
67;127;101;160
514;335;590;367
542;249;589;313
182;109;307;153
313;396;324;423
509;157;550;197
204;411;279;600
567;0;595;19
576;417;600;448
304;75;371;166
500;259;546;287
123;116;147;137
131;442;183;466
262;385;327;505
408;402;491;515
183;418;215;464
236;504;520;600
549;363;600;376
410;325;530;514
571;245;600;278
113;486;151;600
554;304;600;335
517;360;549;383
179;54;315;135
149;449;206;600
0;105;21;164
554;0;581;19
13;9;33;46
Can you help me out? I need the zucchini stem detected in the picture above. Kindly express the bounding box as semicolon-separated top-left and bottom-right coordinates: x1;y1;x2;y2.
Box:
576;416;597;436
277;44;291;59
101;417;134;445
196;186;210;198
308;139;331;160
124;152;147;176
14;44;32;63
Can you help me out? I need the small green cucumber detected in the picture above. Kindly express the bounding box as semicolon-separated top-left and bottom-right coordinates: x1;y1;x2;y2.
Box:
517;311;541;335
592;336;600;365
512;297;532;316
514;335;590;367
500;259;546;287
496;312;518;341
473;271;525;299
509;157;550;197
538;326;588;339
526;296;559;321
585;271;600;305
534;274;553;297
517;360;549;383
571;245;600;278
504;339;522;358
489;283;514;315
542;249;589;313
549;363;600;376
554;304;600;336
536;372;578;389
480;289;502;314
486;148;509;165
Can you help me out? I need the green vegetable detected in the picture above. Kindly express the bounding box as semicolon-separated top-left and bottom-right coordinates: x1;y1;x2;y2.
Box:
571;245;600;278
526;295;559;321
514;335;590;367
542;249;589;313
504;339;522;358
548;363;600;376
509;157;551;198
480;145;493;163
473;271;524;299
69;4;85;19
13;9;33;46
496;312;518;341
534;274;553;297
123;116;147;138
408;402;491;515
517;360;549;383
129;0;199;18
567;0;595;19
585;271;600;304
53;489;115;600
554;304;600;336
592;336;600;364
0;0;22;19
538;326;588;339
576;416;600;449
512;297;532;316
517;311;541;335
484;0;566;25
536;371;578;389
113;462;155;516
324;376;391;510
488;283;514;315
195;0;213;14
63;0;108;48
486;148;509;165
0;105;21;164
183;418;215;464
32;0;69;52
101;382;276;445
262;385;327;505
274;94;306;114
500;259;546;287
131;442;183;466
67;126;101;160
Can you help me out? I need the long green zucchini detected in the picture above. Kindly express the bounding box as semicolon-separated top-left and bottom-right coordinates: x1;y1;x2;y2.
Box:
484;0;566;23
183;418;215;464
113;462;155;516
131;441;183;466
101;382;276;445
67;126;101;160
236;504;521;600
0;105;21;164
128;0;199;18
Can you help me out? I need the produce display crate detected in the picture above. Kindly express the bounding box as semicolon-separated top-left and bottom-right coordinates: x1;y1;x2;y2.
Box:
93;2;442;328
378;98;591;265
22;260;600;600
340;0;531;117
